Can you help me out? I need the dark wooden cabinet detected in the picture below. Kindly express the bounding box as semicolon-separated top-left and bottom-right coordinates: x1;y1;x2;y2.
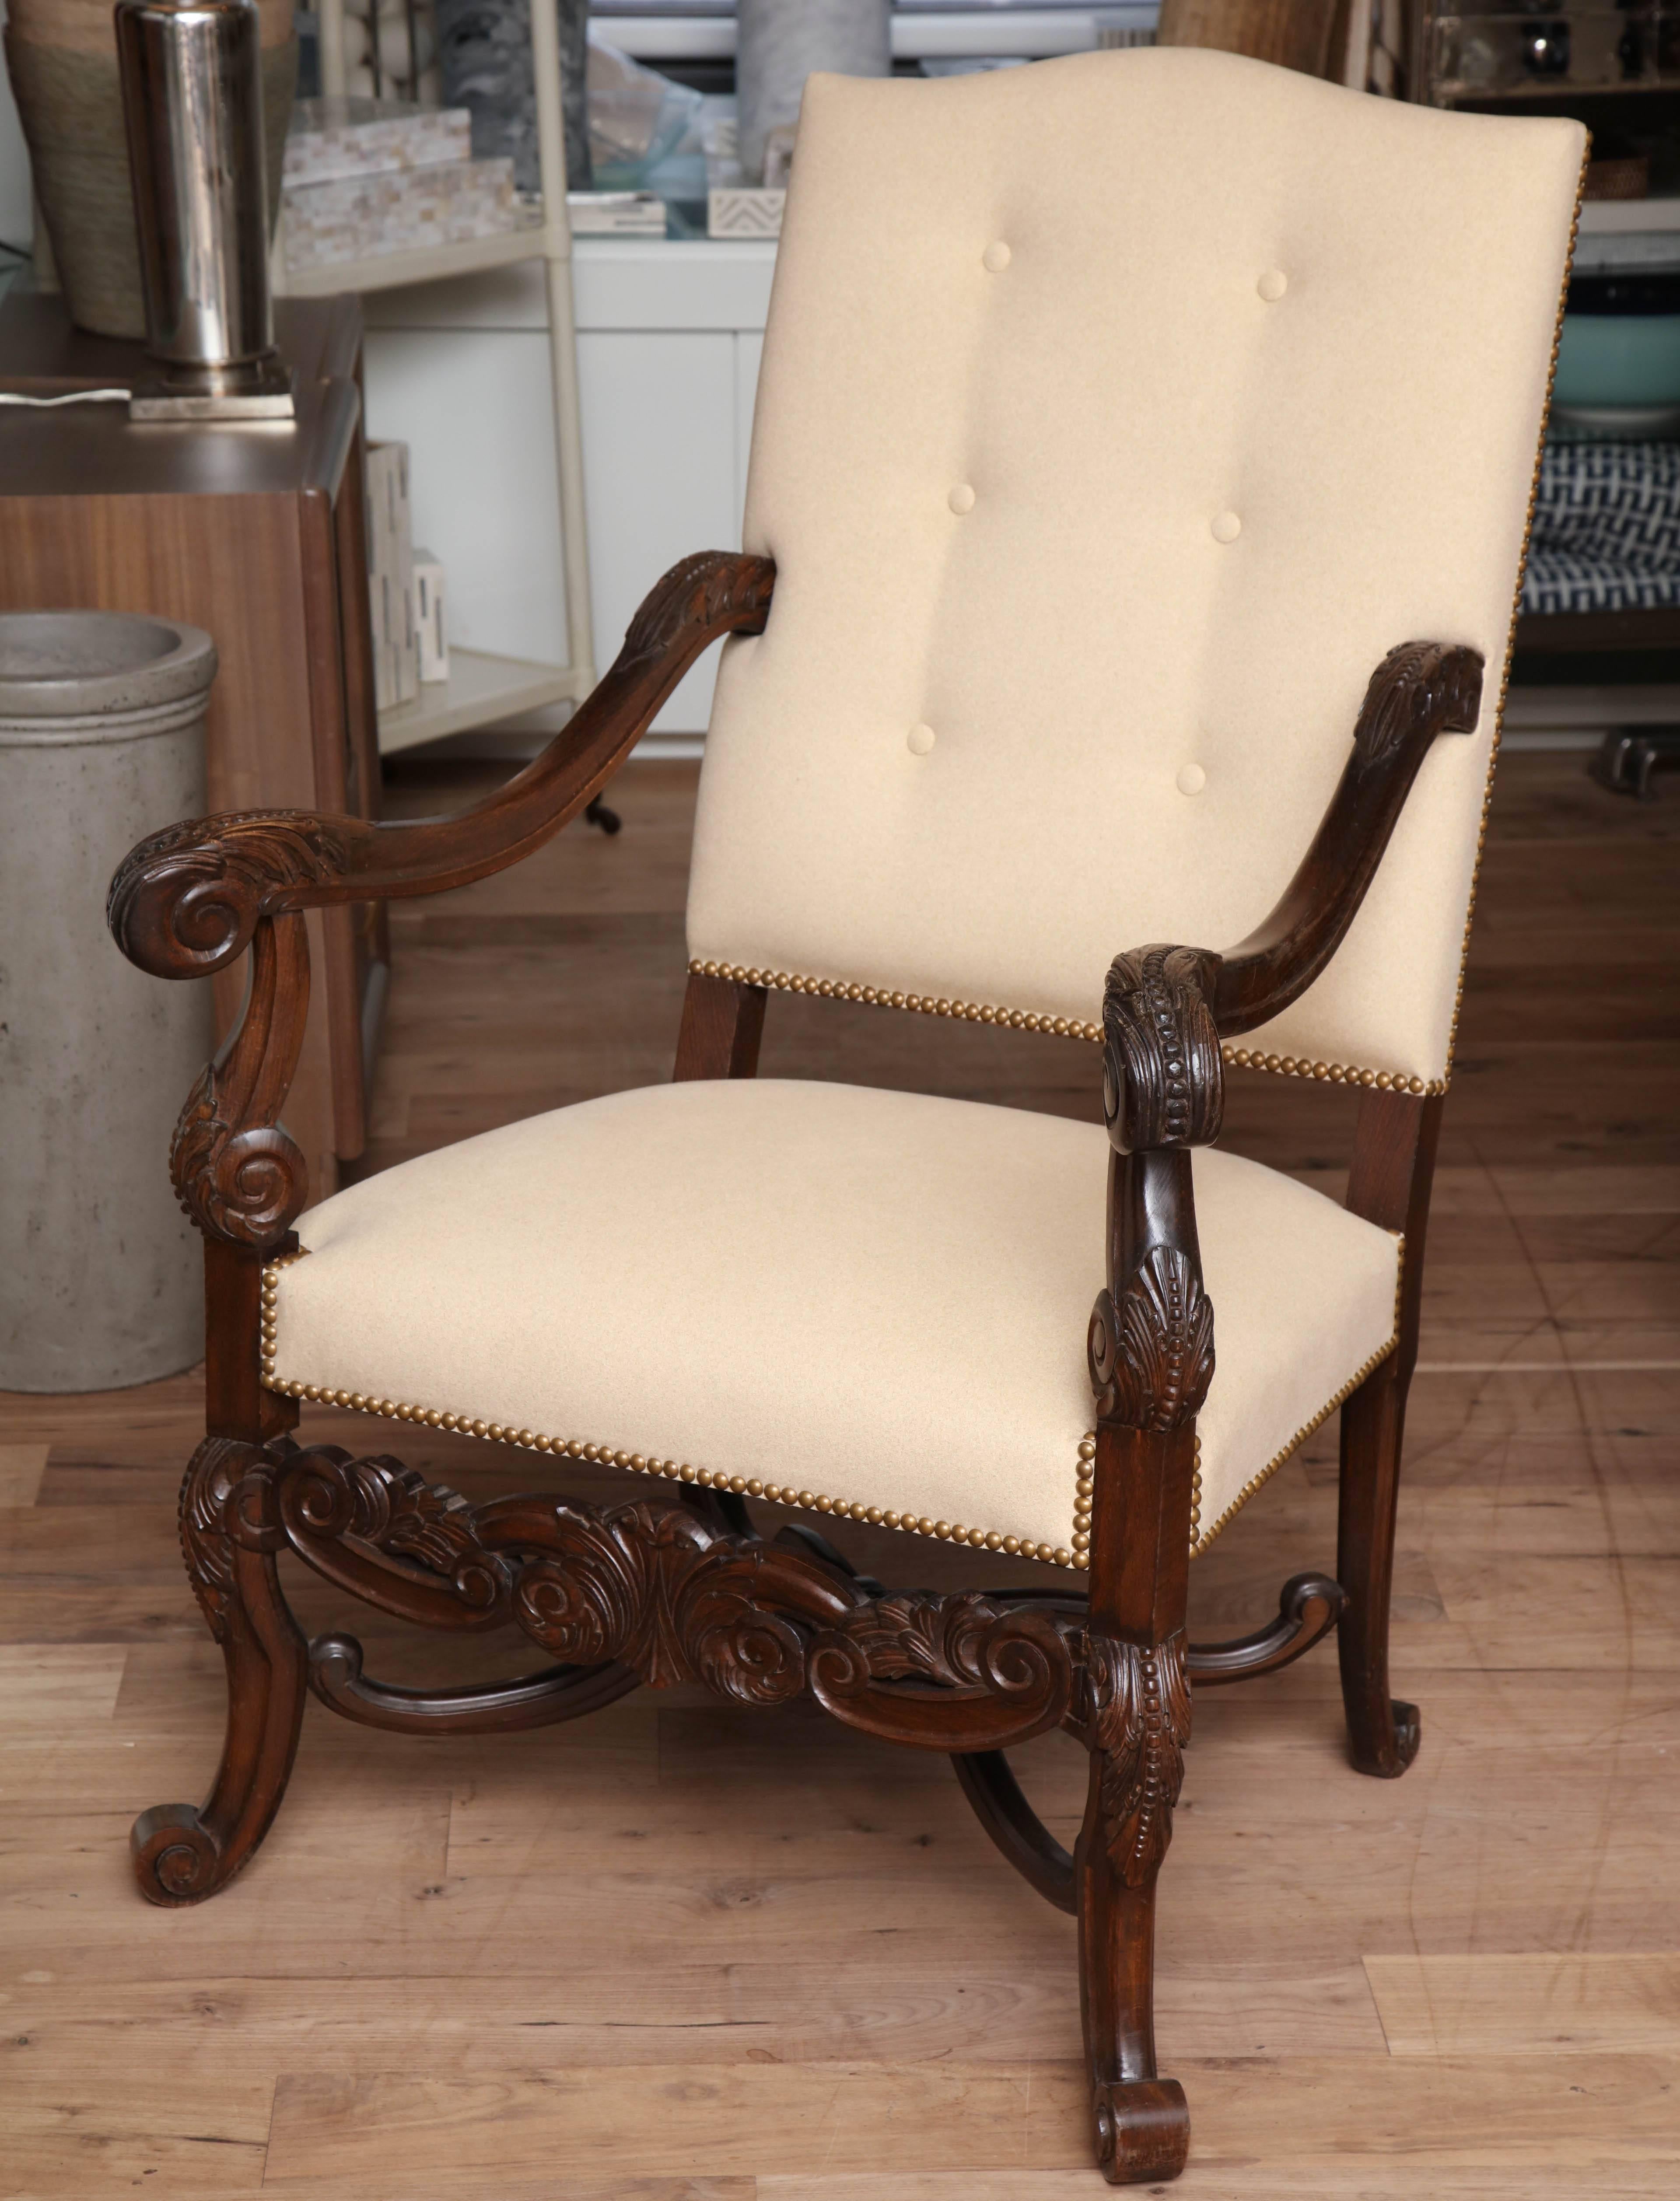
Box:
0;292;386;1202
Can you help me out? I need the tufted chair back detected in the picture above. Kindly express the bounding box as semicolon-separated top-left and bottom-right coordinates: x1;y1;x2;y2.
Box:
686;50;1583;1094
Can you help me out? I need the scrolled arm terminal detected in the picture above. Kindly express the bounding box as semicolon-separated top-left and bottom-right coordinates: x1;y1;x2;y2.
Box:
1102;944;1225;1157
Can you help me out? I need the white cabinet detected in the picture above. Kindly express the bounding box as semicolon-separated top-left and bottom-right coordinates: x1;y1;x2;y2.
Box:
363;239;777;736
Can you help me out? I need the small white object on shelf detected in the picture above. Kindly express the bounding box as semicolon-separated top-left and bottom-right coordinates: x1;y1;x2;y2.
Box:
704;111;784;238
367;442;417;711
280;157;540;272
708;186;784;238
283;97;471;187
567;190;667;236
413;550;448;684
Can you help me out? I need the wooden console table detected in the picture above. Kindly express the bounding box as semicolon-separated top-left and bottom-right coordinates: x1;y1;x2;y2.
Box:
0;292;385;1204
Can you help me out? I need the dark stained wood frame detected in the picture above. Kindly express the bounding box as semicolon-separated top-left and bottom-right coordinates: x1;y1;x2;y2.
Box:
106;551;1483;2185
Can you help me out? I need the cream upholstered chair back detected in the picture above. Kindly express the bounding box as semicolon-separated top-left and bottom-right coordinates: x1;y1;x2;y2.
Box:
686;50;1584;1095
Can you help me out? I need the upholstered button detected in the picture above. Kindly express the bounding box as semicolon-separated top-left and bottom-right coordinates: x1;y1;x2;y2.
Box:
1257;269;1288;302
982;241;1011;273
1176;762;1207;796
948;483;976;515
907;722;936;755
1211;511;1241;543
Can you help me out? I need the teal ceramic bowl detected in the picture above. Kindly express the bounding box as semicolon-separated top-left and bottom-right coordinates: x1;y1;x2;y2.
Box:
1554;273;1680;408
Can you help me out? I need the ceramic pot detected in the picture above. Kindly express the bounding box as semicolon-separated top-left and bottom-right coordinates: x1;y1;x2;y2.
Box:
1555;273;1680;410
0;611;217;1393
3;0;296;340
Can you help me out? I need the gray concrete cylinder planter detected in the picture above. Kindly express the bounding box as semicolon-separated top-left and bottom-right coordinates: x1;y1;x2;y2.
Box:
0;612;216;1391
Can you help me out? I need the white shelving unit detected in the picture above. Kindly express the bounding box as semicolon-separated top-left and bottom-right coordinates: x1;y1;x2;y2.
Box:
275;0;596;755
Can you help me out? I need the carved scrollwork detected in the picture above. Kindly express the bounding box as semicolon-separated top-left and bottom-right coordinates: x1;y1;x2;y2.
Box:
808;1597;1076;1748
677;1555;810;1707
1102;945;1224;1156
276;1447;513;1629
269;1475;1078;1745
1352;641;1484;773
1087;1628;1191;1888
1088;1246;1215;1432
501;1501;703;1682
107;809;360;982
620;550;775;668
170;1062;308;1247
498;1507;808;1707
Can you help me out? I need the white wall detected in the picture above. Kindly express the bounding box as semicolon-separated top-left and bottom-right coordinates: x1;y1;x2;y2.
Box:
363;323;571;668
364;242;776;733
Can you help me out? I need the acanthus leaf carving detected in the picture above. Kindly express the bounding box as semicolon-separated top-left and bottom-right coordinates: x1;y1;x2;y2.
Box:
1088;1246;1214;1431
276;1447;512;1627
1352;641;1484;773
621;550;775;668
823;1592;1000;1686
1102;945;1224;1156
1087;1628;1191;1887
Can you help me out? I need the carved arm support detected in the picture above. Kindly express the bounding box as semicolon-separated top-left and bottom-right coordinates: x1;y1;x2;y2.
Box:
1088;637;1482;1424
107;550;776;986
1078;643;1480;1905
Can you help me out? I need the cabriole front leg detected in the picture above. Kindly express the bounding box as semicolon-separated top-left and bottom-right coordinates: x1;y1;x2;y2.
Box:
1080;944;1222;2184
132;1437;308;1905
1076;1426;1195;2185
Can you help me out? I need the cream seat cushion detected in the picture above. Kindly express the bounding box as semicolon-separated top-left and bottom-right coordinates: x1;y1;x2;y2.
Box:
267;1081;1400;1566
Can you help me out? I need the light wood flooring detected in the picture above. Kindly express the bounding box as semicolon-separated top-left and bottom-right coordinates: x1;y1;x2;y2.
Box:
2;752;1677;2198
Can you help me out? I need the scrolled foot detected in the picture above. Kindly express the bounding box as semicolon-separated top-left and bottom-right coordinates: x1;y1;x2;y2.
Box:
1093;2077;1190;2184
131;1803;232;1907
1350;1696;1421;1779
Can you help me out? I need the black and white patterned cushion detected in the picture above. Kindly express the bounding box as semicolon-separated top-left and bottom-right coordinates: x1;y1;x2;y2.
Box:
1522;440;1680;615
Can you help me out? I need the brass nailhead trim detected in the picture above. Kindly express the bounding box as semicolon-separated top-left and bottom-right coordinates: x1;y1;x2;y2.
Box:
1189;1232;1407;1558
1069;1429;1201;1570
1220;1045;1439;1099
1442;150;1586;1083
690;958;1102;1043
262;1253;1080;1570
1189;1334;1396;1558
696;960;1443;1097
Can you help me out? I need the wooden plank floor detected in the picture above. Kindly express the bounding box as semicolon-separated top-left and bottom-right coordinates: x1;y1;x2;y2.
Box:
2;751;1677;2198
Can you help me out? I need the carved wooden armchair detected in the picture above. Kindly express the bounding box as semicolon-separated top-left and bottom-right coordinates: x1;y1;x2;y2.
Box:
105;53;1582;2185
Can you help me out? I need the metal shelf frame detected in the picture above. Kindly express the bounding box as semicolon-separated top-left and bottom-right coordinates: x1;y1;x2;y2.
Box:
279;0;598;748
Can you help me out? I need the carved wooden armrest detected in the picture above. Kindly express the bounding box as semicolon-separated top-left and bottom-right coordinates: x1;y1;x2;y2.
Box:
1210;639;1483;1036
108;550;775;984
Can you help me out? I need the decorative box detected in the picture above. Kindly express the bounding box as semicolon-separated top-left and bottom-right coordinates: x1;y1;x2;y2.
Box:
279;158;539;270
283;97;472;188
707;187;784;239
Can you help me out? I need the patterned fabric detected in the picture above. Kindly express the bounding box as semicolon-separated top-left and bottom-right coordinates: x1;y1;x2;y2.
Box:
1522;440;1680;614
